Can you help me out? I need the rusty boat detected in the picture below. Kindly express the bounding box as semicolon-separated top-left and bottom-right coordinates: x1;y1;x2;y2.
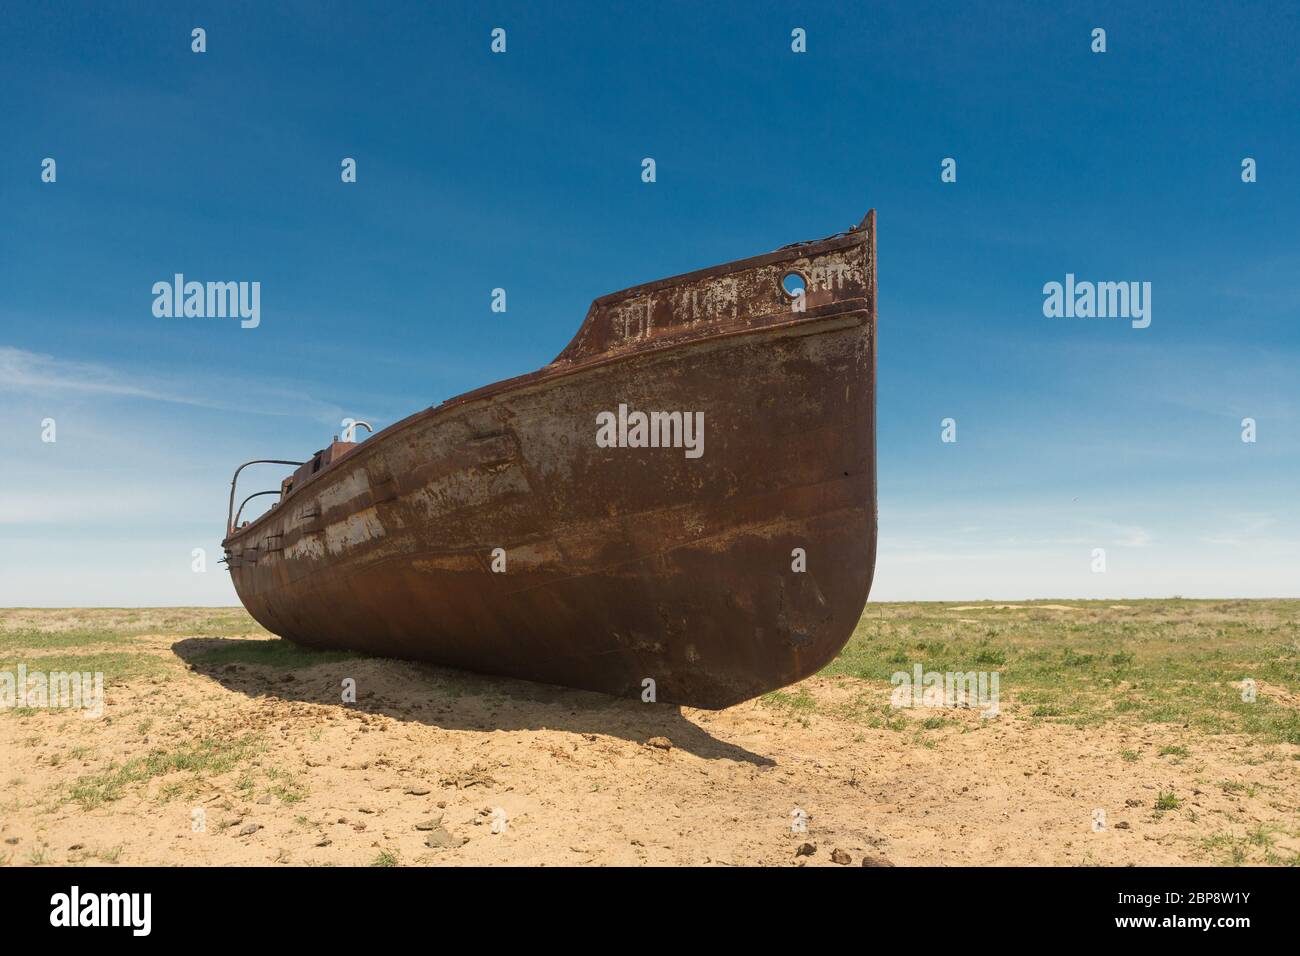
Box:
223;211;878;708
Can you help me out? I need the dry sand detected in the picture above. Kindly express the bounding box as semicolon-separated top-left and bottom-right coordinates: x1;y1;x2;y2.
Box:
2;628;1297;866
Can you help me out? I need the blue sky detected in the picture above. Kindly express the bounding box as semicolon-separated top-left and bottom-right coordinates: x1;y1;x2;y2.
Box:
1;1;1297;605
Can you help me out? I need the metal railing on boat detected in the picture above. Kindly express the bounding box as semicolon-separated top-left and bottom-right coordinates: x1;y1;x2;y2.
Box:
225;459;305;537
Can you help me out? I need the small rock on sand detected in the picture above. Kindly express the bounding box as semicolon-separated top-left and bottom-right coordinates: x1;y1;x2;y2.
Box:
860;855;894;867
831;848;852;865
647;737;673;750
795;842;816;857
423;826;459;848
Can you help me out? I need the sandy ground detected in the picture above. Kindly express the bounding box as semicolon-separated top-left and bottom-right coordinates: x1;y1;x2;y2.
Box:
2;628;1297;867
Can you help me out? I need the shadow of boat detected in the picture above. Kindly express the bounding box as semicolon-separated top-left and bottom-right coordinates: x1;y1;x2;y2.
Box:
172;636;776;767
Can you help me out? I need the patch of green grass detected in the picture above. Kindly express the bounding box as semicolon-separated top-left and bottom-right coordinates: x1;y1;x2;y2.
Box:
371;850;398;867
187;639;360;670
820;600;1300;745
761;687;817;714
0;629;142;651
0;650;169;687
1219;780;1259;797
1155;790;1183;812
158;610;274;637
1119;749;1139;762
65;734;265;810
1246;824;1278;848
1200;832;1248;865
824;693;911;731
265;767;308;804
158;779;203;803
0;608;269;651
1159;745;1190;760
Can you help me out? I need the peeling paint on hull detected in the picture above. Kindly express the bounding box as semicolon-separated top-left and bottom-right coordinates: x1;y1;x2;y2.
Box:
224;212;878;708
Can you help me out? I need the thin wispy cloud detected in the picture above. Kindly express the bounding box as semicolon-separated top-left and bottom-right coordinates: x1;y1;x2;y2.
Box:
0;345;350;425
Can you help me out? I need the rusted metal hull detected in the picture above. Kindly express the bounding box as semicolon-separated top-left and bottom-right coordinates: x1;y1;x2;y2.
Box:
224;212;878;708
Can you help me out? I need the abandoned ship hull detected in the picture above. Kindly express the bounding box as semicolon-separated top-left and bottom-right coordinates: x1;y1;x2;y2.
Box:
225;212;877;708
